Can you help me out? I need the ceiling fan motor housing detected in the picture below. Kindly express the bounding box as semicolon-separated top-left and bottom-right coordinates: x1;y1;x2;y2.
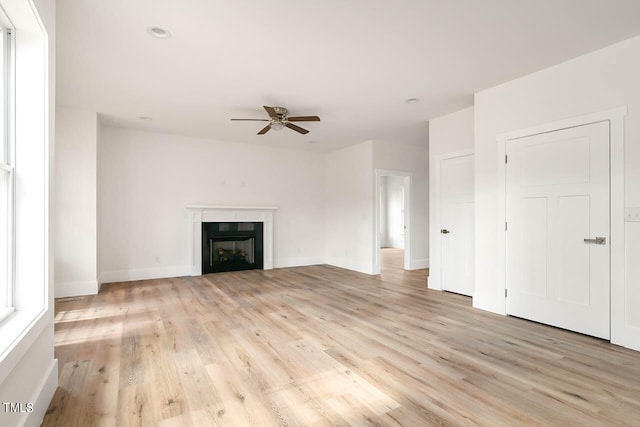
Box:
272;107;288;120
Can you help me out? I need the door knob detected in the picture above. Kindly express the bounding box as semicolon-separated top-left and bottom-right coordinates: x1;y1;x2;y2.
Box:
584;237;606;245
441;229;450;234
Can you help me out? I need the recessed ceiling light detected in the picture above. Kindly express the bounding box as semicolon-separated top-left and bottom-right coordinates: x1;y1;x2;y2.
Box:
139;116;153;121
405;98;420;104
147;26;171;39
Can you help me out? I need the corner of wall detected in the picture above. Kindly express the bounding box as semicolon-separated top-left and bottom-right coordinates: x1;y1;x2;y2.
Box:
410;258;429;270
55;280;100;298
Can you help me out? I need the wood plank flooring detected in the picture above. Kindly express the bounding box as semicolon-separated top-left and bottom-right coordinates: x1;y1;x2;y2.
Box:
42;249;640;426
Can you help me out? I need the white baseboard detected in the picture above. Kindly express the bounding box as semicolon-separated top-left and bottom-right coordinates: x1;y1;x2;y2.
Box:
55;280;100;298
410;258;429;269
100;265;191;284
274;256;326;269
327;257;374;275
24;359;58;427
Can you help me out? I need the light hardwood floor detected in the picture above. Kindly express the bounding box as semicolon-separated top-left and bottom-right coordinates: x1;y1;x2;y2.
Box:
42;249;640;426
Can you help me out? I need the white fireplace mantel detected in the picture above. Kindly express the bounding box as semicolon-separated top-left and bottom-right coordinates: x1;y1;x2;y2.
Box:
187;205;277;276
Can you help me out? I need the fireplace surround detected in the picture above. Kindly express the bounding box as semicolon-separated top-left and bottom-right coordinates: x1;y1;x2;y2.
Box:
187;205;276;276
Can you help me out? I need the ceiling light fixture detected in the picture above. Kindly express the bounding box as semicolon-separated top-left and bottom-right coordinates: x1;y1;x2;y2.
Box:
147;26;171;39
270;122;285;131
405;98;420;104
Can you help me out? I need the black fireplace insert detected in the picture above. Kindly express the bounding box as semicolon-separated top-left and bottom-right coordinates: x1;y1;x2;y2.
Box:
201;222;264;273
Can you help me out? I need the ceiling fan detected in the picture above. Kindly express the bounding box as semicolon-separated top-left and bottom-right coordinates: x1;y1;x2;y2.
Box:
231;106;320;135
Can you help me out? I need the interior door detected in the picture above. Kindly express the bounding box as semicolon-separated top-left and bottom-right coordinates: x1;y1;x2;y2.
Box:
441;154;474;296
506;121;610;339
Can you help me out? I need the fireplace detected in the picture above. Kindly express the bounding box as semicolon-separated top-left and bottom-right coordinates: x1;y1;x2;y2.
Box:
202;222;264;273
187;205;276;276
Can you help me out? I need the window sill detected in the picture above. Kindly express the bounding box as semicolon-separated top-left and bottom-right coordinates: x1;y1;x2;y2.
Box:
0;306;14;323
0;307;49;385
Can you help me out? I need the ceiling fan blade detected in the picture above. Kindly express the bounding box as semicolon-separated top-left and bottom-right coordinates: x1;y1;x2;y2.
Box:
257;124;271;135
285;122;309;134
231;118;269;121
287;116;320;122
263;106;278;119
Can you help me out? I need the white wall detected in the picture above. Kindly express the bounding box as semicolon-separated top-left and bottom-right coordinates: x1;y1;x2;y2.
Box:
99;126;327;282
55;107;99;297
63;124;429;286
326;141;375;274
428;107;474;290
373;140;429;269
429;107;474;157
475;35;640;350
381;175;405;249
0;0;57;426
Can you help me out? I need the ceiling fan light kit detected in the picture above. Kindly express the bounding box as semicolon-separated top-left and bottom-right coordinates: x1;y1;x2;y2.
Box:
231;105;320;135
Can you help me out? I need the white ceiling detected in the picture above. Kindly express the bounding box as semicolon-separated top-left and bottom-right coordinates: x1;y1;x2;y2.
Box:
57;0;640;152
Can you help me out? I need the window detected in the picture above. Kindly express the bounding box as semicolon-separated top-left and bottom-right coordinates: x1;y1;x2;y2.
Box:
0;12;12;323
0;0;50;390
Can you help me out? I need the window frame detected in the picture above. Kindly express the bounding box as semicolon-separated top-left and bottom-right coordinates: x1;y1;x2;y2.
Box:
0;0;51;392
0;10;14;324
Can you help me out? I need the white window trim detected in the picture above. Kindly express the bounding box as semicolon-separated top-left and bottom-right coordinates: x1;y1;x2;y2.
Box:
0;0;51;386
0;9;14;323
0;165;13;313
0;306;13;323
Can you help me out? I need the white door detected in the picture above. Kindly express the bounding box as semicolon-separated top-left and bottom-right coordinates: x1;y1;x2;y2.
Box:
441;154;474;296
506;121;610;339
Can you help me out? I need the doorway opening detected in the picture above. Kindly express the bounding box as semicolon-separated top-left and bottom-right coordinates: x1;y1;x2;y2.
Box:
374;169;411;274
380;247;405;275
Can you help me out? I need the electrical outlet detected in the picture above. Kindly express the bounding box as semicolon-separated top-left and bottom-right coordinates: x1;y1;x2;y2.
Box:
625;207;640;222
